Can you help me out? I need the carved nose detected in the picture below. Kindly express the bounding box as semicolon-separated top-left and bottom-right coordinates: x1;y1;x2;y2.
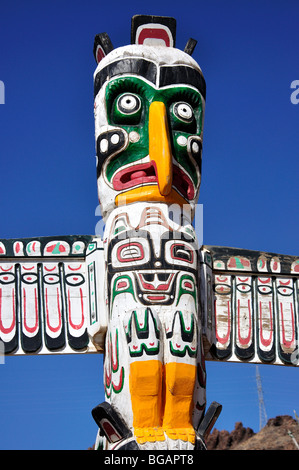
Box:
148;101;172;196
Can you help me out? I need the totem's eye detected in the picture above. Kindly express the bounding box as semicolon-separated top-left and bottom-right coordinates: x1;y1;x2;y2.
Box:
112;93;142;124
214;283;232;295
117;242;144;262
173;102;194;123
111;238;150;268
236;282;252;294
65;273;85;286
277;285;293;297
257;284;272;295
43;274;60;285
117;94;141;114
164;240;197;269
171;243;194;263
0;272;15;284
21;273;38;284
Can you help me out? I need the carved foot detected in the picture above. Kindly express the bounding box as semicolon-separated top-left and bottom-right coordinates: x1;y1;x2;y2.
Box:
135;426;165;444
164;426;196;444
134;426;196;450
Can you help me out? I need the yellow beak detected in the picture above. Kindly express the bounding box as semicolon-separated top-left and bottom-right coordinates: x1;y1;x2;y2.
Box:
148;101;173;196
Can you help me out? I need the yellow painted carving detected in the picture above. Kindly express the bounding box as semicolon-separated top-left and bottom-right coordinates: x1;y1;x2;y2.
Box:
129;360;196;444
148;101;173;196
115;186;187;207
129;360;164;443
163;362;197;444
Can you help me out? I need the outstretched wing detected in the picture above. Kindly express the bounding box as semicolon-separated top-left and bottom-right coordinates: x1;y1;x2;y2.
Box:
0;235;106;355
200;245;299;366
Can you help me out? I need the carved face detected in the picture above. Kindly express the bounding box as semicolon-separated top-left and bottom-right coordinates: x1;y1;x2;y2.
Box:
94;45;205;219
104;205;199;319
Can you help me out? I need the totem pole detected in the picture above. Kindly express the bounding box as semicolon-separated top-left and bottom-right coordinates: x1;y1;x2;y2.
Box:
91;15;211;450
1;14;299;452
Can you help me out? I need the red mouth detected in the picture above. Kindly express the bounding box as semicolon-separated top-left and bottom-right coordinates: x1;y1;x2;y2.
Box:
138;273;175;292
144;295;168;302
173;166;195;200
112;162;157;191
112;162;195;200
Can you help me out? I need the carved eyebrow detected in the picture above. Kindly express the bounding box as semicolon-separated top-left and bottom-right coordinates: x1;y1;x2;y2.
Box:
94;58;157;97
159;65;206;99
94;59;206;100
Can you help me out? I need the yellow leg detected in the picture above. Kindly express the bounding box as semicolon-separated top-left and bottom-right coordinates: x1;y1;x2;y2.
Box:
163;362;197;444
129;360;165;444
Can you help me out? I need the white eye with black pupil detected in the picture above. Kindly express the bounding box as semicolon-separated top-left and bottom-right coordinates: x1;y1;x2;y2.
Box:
173;102;194;122
117;93;141;114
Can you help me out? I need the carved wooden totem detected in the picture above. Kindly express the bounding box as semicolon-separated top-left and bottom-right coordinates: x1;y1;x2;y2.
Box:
92;15;208;450
2;13;298;452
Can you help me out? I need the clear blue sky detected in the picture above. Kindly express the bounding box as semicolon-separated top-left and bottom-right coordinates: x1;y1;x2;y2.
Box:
0;0;299;450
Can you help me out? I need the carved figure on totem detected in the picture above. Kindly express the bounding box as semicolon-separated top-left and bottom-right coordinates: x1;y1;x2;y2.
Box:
1;13;299;452
92;15;207;450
